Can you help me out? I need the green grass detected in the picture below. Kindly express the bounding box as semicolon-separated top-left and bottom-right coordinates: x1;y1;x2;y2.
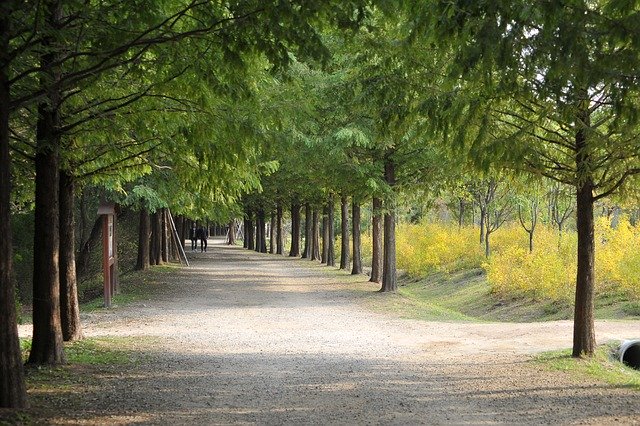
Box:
366;268;640;323
20;336;155;366
83;264;178;311
536;343;640;391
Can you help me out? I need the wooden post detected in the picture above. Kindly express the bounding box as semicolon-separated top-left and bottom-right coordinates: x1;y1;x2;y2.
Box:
98;202;116;308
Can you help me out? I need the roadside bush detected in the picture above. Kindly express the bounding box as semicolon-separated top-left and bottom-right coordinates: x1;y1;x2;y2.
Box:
595;216;640;298
485;224;576;301
389;218;640;304
486;219;640;302
396;222;483;276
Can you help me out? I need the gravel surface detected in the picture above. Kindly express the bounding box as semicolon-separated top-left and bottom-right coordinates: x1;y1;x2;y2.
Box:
18;239;640;425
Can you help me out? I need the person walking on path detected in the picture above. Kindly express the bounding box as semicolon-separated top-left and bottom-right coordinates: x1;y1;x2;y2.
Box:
189;224;198;252
197;225;208;252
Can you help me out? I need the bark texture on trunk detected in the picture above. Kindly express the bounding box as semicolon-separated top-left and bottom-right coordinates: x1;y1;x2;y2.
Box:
136;209;150;270
573;182;595;356
150;211;162;265
276;204;284;255
0;6;28;404
339;196;350;270
59;171;82;341
161;209;169;263
302;204;311;258
351;201;362;275
327;196;335;267
289;203;301;257
479;207;486;245
321;206;329;264
573;103;596;357
29;0;66;365
381;158;397;292
247;211;255;251
370;197;383;283
257;209;267;253
311;209;320;261
269;213;275;254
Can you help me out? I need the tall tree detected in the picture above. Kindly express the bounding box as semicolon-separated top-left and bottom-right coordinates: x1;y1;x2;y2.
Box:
421;0;640;356
289;203;301;257
0;0;27;408
351;200;363;274
28;0;66;366
369;197;383;283
339;195;350;270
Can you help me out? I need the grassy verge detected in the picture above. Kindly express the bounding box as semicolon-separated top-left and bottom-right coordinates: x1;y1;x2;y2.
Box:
82;264;179;311
365;268;640;323
10;336;159;425
536;343;640;391
20;337;154;366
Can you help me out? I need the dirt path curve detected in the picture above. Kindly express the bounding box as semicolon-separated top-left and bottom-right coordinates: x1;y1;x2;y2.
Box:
25;240;640;424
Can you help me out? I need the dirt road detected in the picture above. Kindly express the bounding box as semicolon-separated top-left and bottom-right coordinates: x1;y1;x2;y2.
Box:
19;240;640;424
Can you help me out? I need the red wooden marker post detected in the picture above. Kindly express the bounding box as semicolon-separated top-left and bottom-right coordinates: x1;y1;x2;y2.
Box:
98;202;118;307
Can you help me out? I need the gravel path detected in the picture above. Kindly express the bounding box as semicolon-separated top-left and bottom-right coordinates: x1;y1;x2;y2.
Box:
21;239;640;424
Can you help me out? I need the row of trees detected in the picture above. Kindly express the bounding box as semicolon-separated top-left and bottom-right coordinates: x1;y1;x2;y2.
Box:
3;0;640;411
236;0;640;364
1;0;373;409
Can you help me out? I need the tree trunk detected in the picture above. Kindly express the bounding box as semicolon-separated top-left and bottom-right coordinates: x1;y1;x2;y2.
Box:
246;210;255;251
269;212;276;254
29;0;66;365
311;209;320;261
136;209;150;270
573;103;596;357
243;219;248;248
257;209;267;253
479;206;486;245
255;213;261;252
340;196;350;270
76;216;102;279
289;203;301;257
59;171;82;341
150;211;162;265
327;196;335;267
255;212;262;253
276;204;284;255
370;197;383;283
485;230;491;258
351;201;362;275
161;208;169;263
0;5;28;403
573;180;596;357
321;206;329;264
302;204;312;258
79;188;88;248
380;158;397;292
228;220;236;245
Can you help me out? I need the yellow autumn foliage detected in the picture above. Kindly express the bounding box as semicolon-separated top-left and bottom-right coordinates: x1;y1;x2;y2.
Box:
395;222;484;276
595;216;640;298
388;218;640;303
485;224;576;301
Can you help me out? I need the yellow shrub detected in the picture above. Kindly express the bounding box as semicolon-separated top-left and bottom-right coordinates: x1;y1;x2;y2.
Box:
595;216;640;298
485;224;576;301
396;222;483;276
337;216;640;303
486;219;640;302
